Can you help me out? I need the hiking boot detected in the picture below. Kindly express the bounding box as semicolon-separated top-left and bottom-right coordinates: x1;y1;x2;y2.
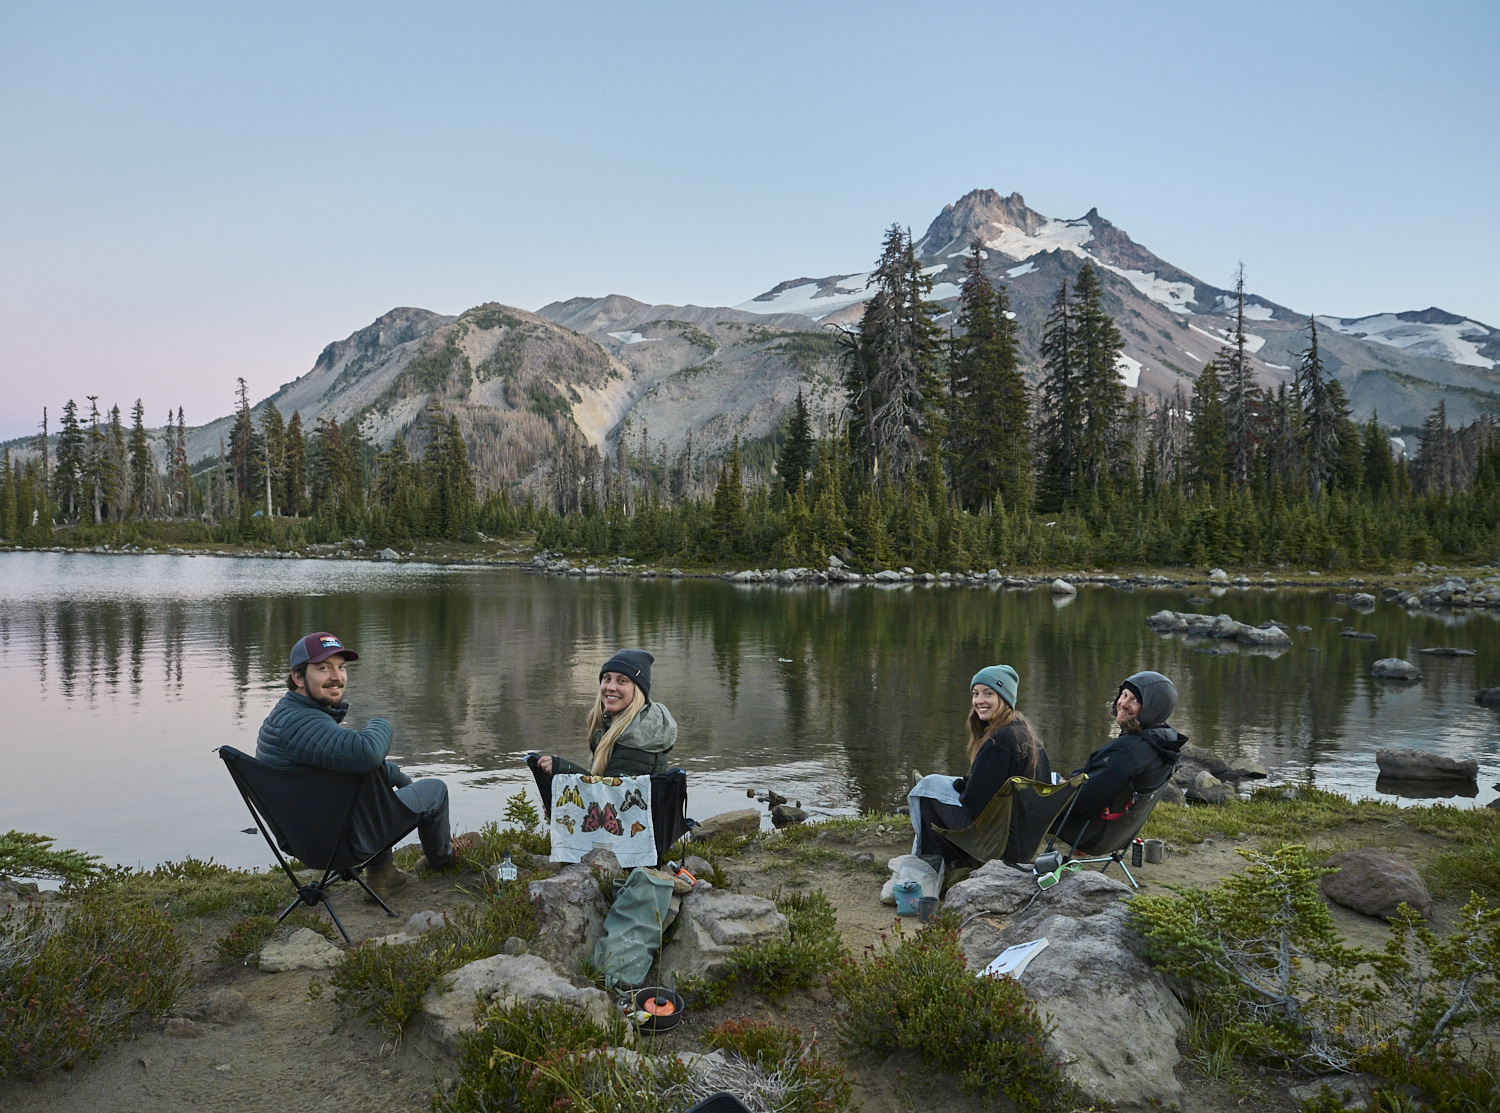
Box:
421;832;482;872
364;859;410;901
910;768;924;787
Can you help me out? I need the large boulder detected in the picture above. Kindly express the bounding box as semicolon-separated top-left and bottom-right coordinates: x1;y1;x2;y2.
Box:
947;863;1187;1108
1320;850;1433;920
659;888;788;984
1186;770;1236;805
418;953;619;1054
1376;749;1479;782
1476;688;1500;707
690;809;762;841
1372;658;1422;681
1050;578;1077;595
258;927;341;972
528;860;614;969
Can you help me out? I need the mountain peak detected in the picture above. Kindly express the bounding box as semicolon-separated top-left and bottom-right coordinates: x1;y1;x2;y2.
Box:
913;188;1049;258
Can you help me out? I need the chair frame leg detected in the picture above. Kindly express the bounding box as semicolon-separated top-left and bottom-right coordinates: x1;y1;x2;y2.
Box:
351;871;398;918
1071;851;1140;890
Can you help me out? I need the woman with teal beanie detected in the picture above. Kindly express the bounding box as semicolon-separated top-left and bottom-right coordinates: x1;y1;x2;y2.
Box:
908;664;1051;865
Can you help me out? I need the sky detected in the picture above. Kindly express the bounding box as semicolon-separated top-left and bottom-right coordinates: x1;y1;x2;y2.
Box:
1;1;1496;441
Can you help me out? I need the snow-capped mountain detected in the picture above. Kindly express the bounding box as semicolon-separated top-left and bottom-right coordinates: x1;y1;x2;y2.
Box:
1320;309;1498;369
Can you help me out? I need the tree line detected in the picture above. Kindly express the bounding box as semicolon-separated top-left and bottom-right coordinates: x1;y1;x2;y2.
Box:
3;227;1499;569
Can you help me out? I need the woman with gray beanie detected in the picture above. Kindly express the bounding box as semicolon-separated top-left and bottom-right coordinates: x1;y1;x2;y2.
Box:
537;649;678;777
909;664;1051;865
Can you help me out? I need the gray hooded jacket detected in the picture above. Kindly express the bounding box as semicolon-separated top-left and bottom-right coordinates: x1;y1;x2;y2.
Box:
1064;671;1185;842
550;701;678;778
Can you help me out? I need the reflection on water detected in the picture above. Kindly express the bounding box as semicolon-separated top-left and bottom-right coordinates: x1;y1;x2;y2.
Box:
2;551;1497;870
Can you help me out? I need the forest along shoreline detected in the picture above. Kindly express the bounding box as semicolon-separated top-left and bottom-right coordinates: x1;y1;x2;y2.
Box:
1;787;1498;1113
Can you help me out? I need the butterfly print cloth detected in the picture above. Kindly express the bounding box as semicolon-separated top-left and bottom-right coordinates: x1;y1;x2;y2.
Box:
550;773;657;867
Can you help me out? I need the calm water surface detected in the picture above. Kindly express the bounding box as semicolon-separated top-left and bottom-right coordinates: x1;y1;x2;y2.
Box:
2;551;1496;872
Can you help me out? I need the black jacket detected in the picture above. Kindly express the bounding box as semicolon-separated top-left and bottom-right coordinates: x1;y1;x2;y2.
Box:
957;720;1051;820
1062;671;1184;847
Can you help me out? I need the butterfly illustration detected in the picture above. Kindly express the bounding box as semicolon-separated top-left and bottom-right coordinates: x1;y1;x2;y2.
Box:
620;787;648;812
557;785;583;809
629;821;646;837
582;802;603;833
581;776;623;787
558;814;575;834
601;803;623;836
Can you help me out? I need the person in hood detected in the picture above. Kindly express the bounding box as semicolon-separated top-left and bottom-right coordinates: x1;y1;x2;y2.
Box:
1056;671;1185;851
909;664;1051;865
537;649;677;777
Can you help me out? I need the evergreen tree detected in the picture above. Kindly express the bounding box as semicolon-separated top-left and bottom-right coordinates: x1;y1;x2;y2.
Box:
842;225;944;486
0;449;15;538
228;378;258;501
105;404;128;520
259;403;286;518
1414;402;1454;495
54;399;85;520
1223;265;1255;482
1072;263;1127;493
1188;361;1228;491
1362;411;1396;497
283;410;307;516
776;389;815;500
85;396;107;524
1294;317;1345;495
945;243;1029;511
1036;278;1082;507
711;438;745;557
128;399;153;517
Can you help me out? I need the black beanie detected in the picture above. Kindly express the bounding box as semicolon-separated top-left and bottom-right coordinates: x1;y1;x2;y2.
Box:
600;649;654;700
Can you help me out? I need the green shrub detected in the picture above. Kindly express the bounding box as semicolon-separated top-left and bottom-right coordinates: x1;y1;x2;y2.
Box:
0;896;187;1078
329;881;538;1038
87;858;288;920
829;916;1076;1110
0;831;101;885
677;889;846;1006
702;1017;854;1113
1359;1043;1499;1113
216;911;333;961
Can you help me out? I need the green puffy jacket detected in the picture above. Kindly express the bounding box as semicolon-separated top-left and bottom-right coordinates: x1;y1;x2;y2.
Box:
256;691;411;787
551;702;678;778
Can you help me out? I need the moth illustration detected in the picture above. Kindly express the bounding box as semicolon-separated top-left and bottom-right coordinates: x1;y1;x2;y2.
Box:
629;821;646;837
582;802;603;833
620;787;648;812
557;785;584;809
601;803;623;836
558;814;575;834
581;776;623;787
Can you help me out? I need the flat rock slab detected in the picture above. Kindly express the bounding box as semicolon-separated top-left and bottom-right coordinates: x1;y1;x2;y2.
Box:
1371;658;1422;680
1376;749;1479;782
1321;849;1433;920
660;888;787;984
258;927;341;972
1419;647;1477;657
690;809;762;840
419;953;619;1054
947;862;1187;1109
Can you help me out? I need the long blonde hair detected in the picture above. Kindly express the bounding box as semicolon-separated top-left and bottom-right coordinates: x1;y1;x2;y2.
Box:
967;701;1043;770
586;685;647;775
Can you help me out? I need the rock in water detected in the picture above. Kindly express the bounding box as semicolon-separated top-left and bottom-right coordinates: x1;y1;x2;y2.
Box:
947;863;1187;1108
1475;688;1500;707
258;927;341;972
1186;769;1236;805
1376;749;1479;782
1419;647;1476;657
689;809;761;840
1320;850;1433;920
377;547;401;561
659;889;788;983
1372;658;1422;680
1050;578;1078;595
418;953;620;1054
770;804;807;828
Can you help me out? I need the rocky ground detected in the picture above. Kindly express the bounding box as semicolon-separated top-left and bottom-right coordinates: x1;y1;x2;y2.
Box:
3;795;1490;1113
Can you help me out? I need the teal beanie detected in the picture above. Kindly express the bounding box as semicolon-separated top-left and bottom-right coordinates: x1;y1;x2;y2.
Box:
971;664;1019;708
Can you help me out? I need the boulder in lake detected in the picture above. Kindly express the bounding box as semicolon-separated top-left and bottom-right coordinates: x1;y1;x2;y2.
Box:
1208;568;1229;583
1418;647;1477;657
1320;850;1433;920
1051;578;1078;595
376;547;401;561
770;803;807;828
659;888;788;984
1187;770;1236;805
1376;749;1479;782
689;809;762;841
418;953;619;1054
1474;688;1500;707
1371;658;1422;680
948;863;1187;1108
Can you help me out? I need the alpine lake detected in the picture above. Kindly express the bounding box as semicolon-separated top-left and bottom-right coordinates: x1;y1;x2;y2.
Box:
2;549;1496;874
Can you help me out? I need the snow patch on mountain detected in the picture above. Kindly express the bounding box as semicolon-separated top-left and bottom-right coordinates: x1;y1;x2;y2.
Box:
1189;322;1267;355
1116;354;1143;388
735;277;871;319
984;217;1095;260
1006;261;1036;277
607;331;656;345
1100;265;1196;313
1318;313;1496;369
1214;295;1275;321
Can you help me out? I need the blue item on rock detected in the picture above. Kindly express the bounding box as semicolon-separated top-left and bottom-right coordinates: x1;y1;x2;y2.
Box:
894;878;923;916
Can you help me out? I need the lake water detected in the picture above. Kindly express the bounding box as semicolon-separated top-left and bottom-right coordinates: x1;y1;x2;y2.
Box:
2;551;1496;873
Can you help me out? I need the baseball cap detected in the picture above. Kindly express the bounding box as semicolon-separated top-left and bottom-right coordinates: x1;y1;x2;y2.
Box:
289;632;359;669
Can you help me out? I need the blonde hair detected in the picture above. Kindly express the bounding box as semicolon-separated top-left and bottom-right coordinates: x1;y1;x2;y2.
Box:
586;684;647;775
966;700;1043;770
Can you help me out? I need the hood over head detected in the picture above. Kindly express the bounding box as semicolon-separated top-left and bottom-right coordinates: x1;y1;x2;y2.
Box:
1121;671;1177;728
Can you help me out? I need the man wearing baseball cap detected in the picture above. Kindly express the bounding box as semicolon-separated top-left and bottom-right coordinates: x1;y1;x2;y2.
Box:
256;631;468;898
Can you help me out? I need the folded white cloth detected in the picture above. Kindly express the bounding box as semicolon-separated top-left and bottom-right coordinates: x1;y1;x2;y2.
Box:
907;773;963;855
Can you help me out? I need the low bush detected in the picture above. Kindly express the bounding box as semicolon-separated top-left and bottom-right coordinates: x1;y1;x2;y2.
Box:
0;831;101;885
87;858;288;920
1359;1043;1499;1113
0;896;187;1078
329;880;538;1039
829;916;1076;1111
677;889;845;1007
703;1017;854;1113
215;910;334;961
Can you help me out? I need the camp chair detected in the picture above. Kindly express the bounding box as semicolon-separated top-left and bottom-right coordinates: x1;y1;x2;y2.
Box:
930;773;1089;870
1049;780;1170;889
526;755;694;867
219;745;423;943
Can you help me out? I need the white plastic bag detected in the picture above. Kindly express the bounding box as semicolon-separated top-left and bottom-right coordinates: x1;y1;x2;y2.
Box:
880;854;940;905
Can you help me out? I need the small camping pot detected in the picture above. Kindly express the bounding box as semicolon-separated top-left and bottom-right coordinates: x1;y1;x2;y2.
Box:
893;878;922;916
916;896;939;921
1143;838;1166;864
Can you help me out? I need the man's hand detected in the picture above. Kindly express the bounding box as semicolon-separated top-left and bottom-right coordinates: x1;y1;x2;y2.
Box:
537;755;553;774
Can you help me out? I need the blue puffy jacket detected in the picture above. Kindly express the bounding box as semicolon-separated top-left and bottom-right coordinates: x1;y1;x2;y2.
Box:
256;691;411;787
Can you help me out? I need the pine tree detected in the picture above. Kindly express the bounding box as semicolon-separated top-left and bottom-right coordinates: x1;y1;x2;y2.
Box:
259;403;286;518
1414;402;1454;495
1072;263;1127;493
711;438;745;557
171;408;192;517
54;399;85;520
1223;265;1255;482
1188;361;1228;491
283;411;307;516
0;449;15;538
128;399;152;517
1362;411;1397;497
1036;278;1082;507
1293;317;1345;496
776;389;815;500
228;378;258;502
946;243;1030;512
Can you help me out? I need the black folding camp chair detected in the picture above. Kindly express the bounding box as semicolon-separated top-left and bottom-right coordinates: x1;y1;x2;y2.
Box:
219;745;423;943
526;755;694;867
930;773;1089;869
1048;780;1169;889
